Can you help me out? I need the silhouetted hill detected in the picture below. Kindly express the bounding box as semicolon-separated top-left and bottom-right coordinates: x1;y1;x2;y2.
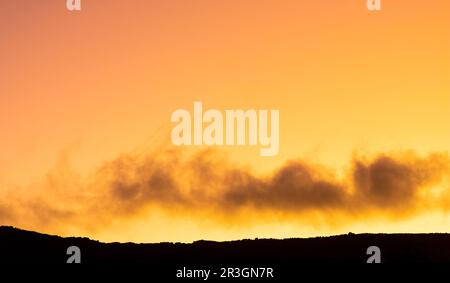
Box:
1;226;450;263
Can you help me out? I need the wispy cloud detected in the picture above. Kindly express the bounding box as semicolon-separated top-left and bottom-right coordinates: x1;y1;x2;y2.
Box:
1;148;449;238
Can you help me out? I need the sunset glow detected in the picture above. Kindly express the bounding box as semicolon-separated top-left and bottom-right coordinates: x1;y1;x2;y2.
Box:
0;0;449;243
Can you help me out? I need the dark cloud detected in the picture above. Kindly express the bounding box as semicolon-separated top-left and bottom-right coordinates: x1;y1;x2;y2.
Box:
1;149;449;234
222;161;347;211
88;150;449;218
353;153;449;210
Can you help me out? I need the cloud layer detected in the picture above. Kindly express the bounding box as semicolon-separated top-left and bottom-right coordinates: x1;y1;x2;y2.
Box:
0;148;449;238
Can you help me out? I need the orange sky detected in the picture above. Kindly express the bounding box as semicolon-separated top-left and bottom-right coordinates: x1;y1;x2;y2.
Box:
0;0;449;242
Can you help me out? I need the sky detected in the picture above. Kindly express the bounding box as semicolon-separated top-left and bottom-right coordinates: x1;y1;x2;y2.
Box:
0;0;449;243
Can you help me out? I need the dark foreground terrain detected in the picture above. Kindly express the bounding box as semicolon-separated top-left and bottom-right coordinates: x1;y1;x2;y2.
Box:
1;226;450;264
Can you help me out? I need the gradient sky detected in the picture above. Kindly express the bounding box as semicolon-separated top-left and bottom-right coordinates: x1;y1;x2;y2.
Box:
0;0;449;242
